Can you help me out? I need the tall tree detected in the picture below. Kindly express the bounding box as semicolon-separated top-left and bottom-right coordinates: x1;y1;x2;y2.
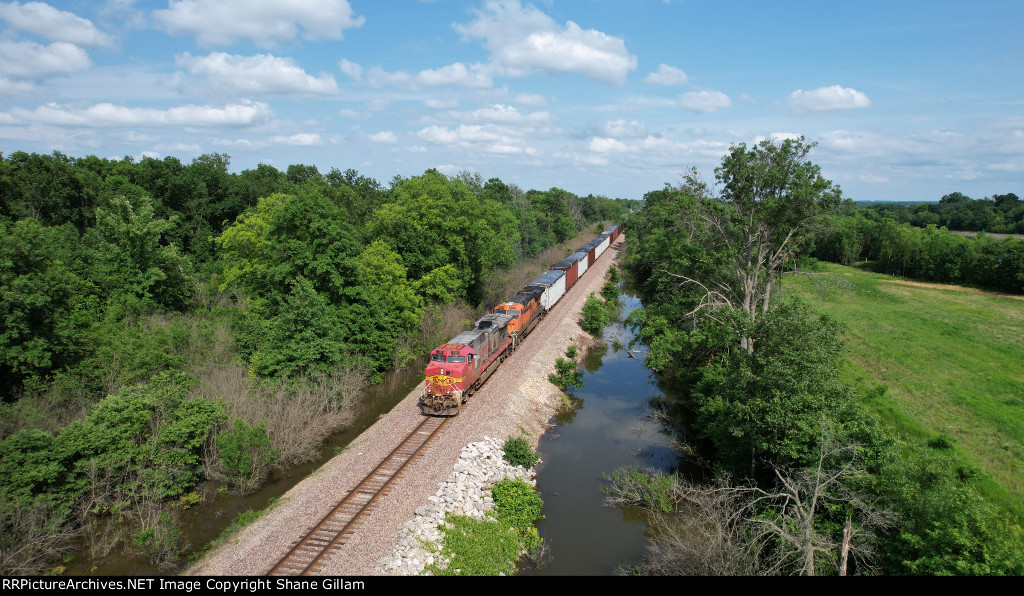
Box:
667;137;841;353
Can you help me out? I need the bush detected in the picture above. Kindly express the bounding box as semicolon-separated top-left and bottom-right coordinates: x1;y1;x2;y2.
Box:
425;477;545;576
581;294;608;335
502;435;540;469
548;357;583;392
215;419;280;494
601;280;618;302
491;478;545;531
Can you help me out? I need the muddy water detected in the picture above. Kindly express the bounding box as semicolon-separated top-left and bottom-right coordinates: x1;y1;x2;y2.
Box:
521;291;680;575
63;355;429;576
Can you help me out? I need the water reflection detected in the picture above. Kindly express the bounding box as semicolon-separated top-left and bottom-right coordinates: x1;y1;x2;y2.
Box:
522;290;678;576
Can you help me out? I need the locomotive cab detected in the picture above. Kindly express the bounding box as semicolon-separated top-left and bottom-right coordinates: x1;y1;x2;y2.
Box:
425;346;474;395
422;343;475;415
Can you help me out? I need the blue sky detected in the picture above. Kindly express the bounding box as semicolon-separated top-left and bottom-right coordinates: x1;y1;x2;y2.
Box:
1;0;1021;202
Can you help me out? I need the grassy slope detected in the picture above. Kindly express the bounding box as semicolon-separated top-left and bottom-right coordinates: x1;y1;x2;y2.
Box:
783;262;1024;515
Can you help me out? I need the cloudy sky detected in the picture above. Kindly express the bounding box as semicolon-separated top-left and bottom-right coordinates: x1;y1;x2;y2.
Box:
1;0;1021;201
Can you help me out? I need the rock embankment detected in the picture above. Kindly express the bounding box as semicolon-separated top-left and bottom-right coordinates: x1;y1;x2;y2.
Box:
382;436;536;575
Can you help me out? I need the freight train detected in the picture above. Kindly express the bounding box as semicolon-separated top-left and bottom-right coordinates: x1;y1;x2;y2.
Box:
421;224;622;415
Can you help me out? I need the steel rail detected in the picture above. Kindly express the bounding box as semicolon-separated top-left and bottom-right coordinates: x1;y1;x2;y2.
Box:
266;414;450;576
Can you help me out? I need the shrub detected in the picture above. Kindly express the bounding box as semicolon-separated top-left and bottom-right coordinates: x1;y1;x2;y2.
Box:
601;280;618;302
502;435;540;469
215;419;280;494
548;358;583;392
580;294;608;335
492;477;545;531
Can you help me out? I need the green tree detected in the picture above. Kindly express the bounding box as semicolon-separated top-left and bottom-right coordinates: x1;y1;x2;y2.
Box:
0;220;95;396
367;170;519;305
692;299;863;477
89;194;192;309
667;138;842;353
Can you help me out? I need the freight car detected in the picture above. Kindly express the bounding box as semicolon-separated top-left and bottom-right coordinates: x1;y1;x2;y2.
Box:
420;224;620;415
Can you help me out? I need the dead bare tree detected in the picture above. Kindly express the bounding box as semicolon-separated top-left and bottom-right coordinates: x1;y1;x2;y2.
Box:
604;432;892;576
0;497;78;575
748;435;894;575
662;139;842;353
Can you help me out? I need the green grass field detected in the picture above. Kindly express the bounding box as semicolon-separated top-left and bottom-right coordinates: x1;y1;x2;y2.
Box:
783;262;1024;515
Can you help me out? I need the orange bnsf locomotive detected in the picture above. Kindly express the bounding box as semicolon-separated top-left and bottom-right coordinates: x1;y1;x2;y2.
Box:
420;223;622;415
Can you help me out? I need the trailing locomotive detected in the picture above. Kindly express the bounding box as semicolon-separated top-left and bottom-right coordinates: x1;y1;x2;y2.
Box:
420;224;621;415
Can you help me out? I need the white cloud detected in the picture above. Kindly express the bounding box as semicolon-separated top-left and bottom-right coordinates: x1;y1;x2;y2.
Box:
514;93;547;107
679;90;732;113
0;76;35;95
155;0;365;46
753;132;803;145
338;108;371;120
269;133;323;146
424;98;459;110
7;100;273;127
368;131;397;144
455;104;551;126
644;64;688;86
366;98;392;112
367;66;412;88
417;123;537;155
589;137;629;153
416;62;492;88
593;119;648;139
0;40;91;79
177;52;338;94
339;59;362;81
213;132;324;150
453;0;637;86
0;1;113;47
367;62;492;90
787;85;871;114
156;142;204;154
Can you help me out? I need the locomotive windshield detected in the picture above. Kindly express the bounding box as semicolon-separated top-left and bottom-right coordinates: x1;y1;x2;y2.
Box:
447;355;466;363
430;353;446;362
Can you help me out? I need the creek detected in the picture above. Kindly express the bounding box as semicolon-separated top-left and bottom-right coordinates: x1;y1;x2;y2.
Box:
521;289;681;575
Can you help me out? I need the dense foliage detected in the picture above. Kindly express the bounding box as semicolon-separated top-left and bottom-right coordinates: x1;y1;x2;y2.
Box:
622;140;1024;574
501;435;541;469
0;149;629;571
426;477;545;576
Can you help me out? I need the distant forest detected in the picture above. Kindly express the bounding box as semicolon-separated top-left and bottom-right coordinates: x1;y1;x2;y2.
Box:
812;192;1024;293
855;192;1024;234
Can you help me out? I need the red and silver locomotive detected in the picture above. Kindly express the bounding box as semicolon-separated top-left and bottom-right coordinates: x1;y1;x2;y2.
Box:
420;223;621;415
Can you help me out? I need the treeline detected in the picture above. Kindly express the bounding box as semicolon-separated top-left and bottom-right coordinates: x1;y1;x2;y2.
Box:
617;139;1023;575
858;192;1023;234
0;149;628;572
813;212;1024;294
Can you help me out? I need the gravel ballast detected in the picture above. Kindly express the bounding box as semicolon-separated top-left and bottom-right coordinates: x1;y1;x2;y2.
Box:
187;237;624;576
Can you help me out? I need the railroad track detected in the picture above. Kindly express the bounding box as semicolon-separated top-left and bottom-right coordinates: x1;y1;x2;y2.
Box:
266;414;451;576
